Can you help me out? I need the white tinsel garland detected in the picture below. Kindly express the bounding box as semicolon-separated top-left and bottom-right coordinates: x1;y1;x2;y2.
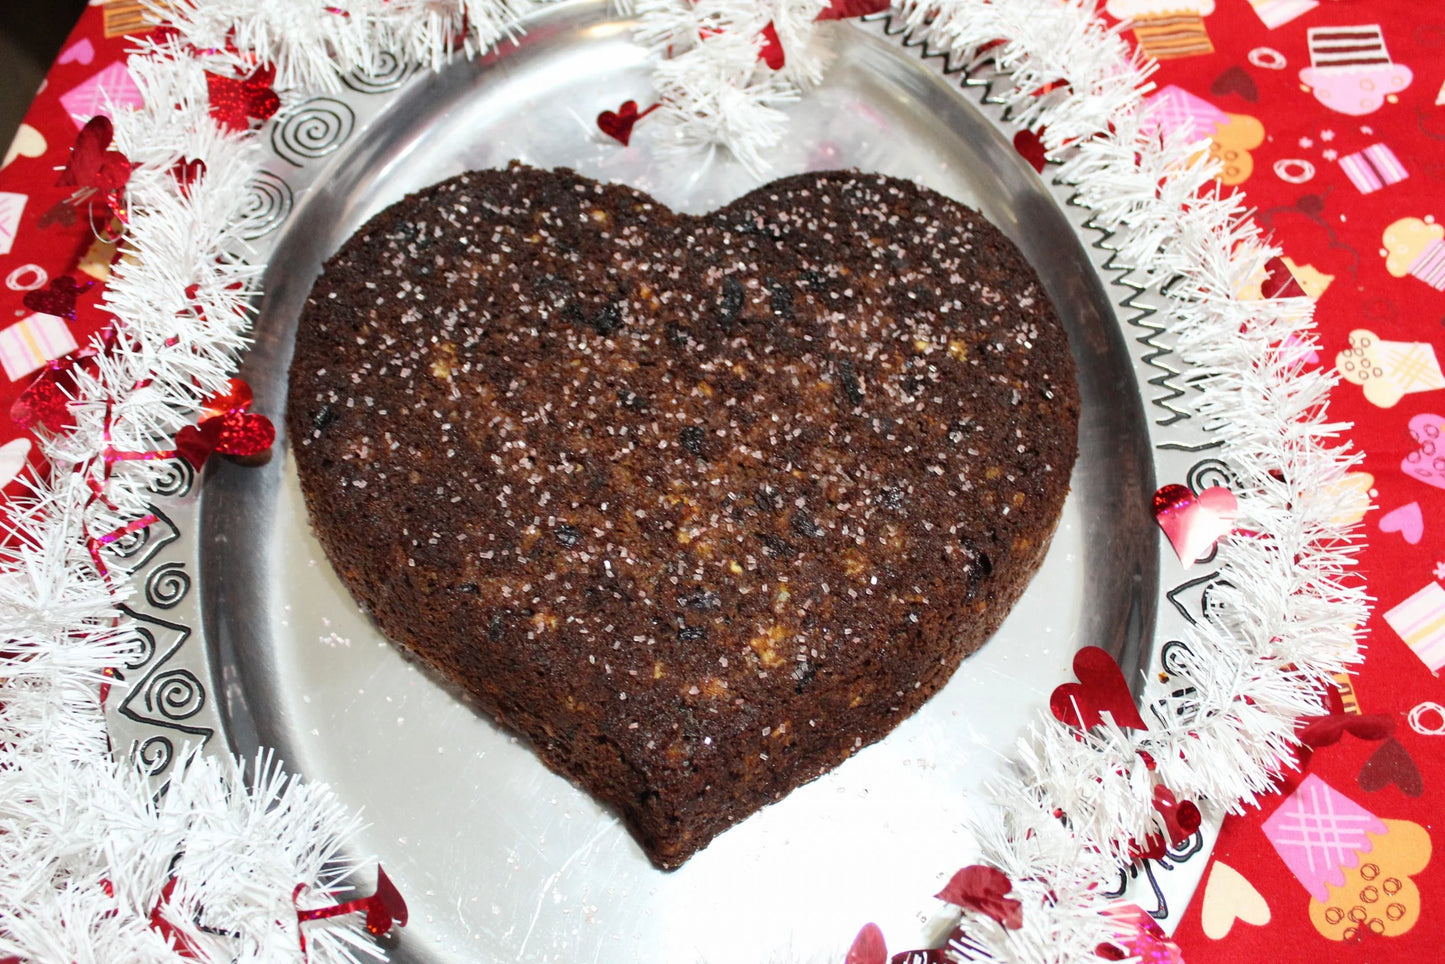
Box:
0;0;1366;961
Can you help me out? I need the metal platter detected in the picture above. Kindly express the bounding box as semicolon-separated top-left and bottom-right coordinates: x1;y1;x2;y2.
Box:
105;3;1223;960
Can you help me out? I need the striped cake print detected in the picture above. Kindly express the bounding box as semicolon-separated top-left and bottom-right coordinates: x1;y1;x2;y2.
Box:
1307;25;1392;69
1339;143;1408;194
1133;15;1214;60
1408;240;1445;291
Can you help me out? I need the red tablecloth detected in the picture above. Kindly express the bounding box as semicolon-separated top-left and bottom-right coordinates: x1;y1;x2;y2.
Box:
0;1;1439;960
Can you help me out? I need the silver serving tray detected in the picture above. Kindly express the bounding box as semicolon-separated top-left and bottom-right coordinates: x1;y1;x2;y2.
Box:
106;3;1224;960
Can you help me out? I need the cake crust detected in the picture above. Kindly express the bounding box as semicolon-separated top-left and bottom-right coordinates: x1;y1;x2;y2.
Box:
287;165;1079;868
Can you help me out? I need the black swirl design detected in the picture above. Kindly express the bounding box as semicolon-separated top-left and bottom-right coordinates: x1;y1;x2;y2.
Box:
148;458;194;498
135;736;173;776
145;563;191;609
271;97;355;167
341;48;415;93
118;625;156;670
238;170;293;240
107;525;150;560
148;669;205;721
1186;458;1238;493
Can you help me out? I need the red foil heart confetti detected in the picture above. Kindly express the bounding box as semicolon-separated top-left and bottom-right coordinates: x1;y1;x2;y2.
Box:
57;115;133;196
758;21;786;70
171;157;207;196
1297;710;1394;748
1129;785;1202;862
21;275;92;320
1049;646;1148;732
206;64;281;133
1152;483;1239;567
843;923;952;964
294;866;408;954
173;378;276;469
936;864;1024;930
597;99;661;146
12;375;75;433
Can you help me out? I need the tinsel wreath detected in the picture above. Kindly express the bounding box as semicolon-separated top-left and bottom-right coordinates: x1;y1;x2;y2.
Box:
0;1;1366;962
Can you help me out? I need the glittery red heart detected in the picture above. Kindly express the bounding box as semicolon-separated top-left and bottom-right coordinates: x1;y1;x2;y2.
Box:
1152;483;1238;567
816;0;891;19
171;157;207;196
1131;785;1201;861
936;865;1024;930
1050;645;1147;731
22;276;91;320
200;377;254;421
206;64;281;133
1298;710;1394;748
1259;256;1305;299
57;116;132;195
596;99;659;147
363;867;409;935
174;420;222;469
213;408;276;458
11;375;74;433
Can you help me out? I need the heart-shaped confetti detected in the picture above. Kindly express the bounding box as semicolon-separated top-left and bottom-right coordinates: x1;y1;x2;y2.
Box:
1378;502;1424;543
206;64;281;133
846;923;888;964
1132;785;1202;861
57;116;132;196
758;21;785;70
1013;128;1048;173
1050;646;1147;731
936;865;1023;930
11;375;74;433
1153;483;1239;567
1358;737;1423;797
1200;860;1271;939
1259;255;1305;299
296;865;408;953
171;157;207;196
174;378;275;468
1299;710;1394;748
22;276;91;320
596;99;660;146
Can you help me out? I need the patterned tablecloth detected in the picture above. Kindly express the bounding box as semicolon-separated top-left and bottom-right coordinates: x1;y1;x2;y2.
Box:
0;1;1439;960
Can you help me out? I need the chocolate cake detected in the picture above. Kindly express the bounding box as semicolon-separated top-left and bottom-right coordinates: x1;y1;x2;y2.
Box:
287;164;1079;868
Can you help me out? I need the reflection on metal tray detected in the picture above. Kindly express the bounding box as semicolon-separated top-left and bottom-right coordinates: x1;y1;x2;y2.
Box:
105;2;1224;960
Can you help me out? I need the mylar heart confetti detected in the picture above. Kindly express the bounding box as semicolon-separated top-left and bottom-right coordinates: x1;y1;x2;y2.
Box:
295;866;408;954
1050;645;1147;731
1130;785;1202;861
1153;483;1239;567
56;116;131;197
206;64;281;133
596;99;660;146
936;865;1024;930
22;275;91;320
174;377;275;468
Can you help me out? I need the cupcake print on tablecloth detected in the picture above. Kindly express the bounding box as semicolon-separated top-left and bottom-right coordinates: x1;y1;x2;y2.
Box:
1335;329;1445;408
1106;0;1215;60
1299;25;1413;116
1383;218;1445;291
1146;84;1264;185
1262;774;1431;941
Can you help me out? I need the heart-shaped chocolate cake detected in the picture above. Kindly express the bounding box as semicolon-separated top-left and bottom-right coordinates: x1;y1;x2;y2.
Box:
287;164;1079;868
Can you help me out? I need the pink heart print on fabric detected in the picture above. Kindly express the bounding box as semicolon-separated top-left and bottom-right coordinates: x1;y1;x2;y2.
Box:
1378;502;1424;544
1404;414;1445;489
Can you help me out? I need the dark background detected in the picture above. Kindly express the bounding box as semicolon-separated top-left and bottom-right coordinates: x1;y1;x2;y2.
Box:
1;0;90;151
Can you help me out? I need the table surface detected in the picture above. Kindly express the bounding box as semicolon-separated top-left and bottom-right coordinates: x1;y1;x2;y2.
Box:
0;1;1440;961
